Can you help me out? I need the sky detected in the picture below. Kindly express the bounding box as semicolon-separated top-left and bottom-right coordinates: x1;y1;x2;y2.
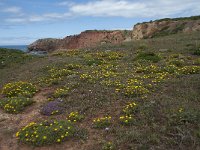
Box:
0;0;200;45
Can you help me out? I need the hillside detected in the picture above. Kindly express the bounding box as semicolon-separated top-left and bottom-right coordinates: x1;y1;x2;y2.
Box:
28;30;132;52
0;31;200;149
28;15;200;52
132;16;200;40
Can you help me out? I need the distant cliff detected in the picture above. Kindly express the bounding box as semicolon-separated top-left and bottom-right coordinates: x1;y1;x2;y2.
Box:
28;15;200;52
132;16;200;40
28;30;131;52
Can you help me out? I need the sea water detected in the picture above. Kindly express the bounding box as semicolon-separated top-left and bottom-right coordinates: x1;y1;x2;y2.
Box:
0;45;28;52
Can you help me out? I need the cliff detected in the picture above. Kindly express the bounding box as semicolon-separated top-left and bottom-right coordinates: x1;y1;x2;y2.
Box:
132;16;200;40
28;16;200;52
28;30;131;52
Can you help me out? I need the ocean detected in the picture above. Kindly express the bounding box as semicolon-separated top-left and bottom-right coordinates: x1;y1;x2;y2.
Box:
0;45;28;52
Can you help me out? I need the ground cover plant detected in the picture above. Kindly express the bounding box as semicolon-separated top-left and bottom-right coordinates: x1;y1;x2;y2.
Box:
0;32;200;149
0;97;34;114
16;120;76;146
1;81;37;98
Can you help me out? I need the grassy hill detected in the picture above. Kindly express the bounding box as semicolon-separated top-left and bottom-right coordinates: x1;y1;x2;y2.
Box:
0;32;200;149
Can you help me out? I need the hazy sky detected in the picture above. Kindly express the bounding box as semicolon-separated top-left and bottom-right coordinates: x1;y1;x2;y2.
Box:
0;0;200;45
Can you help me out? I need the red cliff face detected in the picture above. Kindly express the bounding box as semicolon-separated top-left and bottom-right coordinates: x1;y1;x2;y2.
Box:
28;30;130;52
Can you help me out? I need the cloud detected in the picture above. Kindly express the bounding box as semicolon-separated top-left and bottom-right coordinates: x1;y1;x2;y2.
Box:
5;18;26;23
3;0;200;25
58;1;74;6
0;36;39;45
2;6;22;13
68;0;200;18
5;13;72;23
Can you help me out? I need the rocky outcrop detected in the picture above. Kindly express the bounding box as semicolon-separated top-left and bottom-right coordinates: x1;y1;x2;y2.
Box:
28;38;60;52
28;30;131;52
132;18;200;40
28;16;200;52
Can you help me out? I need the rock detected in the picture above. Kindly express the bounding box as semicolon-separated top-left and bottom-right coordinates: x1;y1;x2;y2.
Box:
28;30;132;52
132;17;200;40
28;38;60;52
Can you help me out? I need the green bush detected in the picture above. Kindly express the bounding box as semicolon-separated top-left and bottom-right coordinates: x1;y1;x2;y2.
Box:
0;97;34;114
86;58;104;66
1;81;37;98
194;48;200;56
93;116;112;129
16;120;76;146
169;59;185;67
67;112;84;122
171;108;200;125
102;142;115;150
53;87;70;98
0;48;35;69
135;52;161;63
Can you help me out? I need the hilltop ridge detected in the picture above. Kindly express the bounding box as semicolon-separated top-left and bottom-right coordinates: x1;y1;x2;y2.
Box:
28;15;200;52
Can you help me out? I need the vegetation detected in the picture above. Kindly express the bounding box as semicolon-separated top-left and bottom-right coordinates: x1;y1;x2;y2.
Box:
16;120;76;146
93;116;112;129
1;81;37;98
0;31;200;149
67;112;84;122
135;51;161;63
0;97;34;113
0;48;37;69
136;15;200;25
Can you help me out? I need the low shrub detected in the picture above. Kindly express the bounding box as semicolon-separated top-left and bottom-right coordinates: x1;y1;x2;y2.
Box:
119;115;135;126
123;102;138;115
178;66;200;75
41;99;65;116
67;112;84;122
16;120;76;146
1;81;37;98
93;116;112;129
135;52;161;63
124;79;149;97
102;141;115;150
0;97;34;114
171;108;200;125
53;87;70;98
193;48;200;56
85;58;104;66
169;59;185;67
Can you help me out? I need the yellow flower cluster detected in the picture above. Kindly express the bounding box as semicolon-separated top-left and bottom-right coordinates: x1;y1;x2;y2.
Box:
65;64;82;70
94;51;124;60
123;102;137;115
80;73;93;80
124;79;149;96
54;87;70;98
48;68;73;78
151;72;170;83
84;51;124;62
51;49;80;57
93;116;112;128
67;111;84;122
119;115;134;125
135;64;161;74
1;81;37;98
0;97;33;114
102;141;115;150
16;120;75;146
177;66;200;75
38;65;78;86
